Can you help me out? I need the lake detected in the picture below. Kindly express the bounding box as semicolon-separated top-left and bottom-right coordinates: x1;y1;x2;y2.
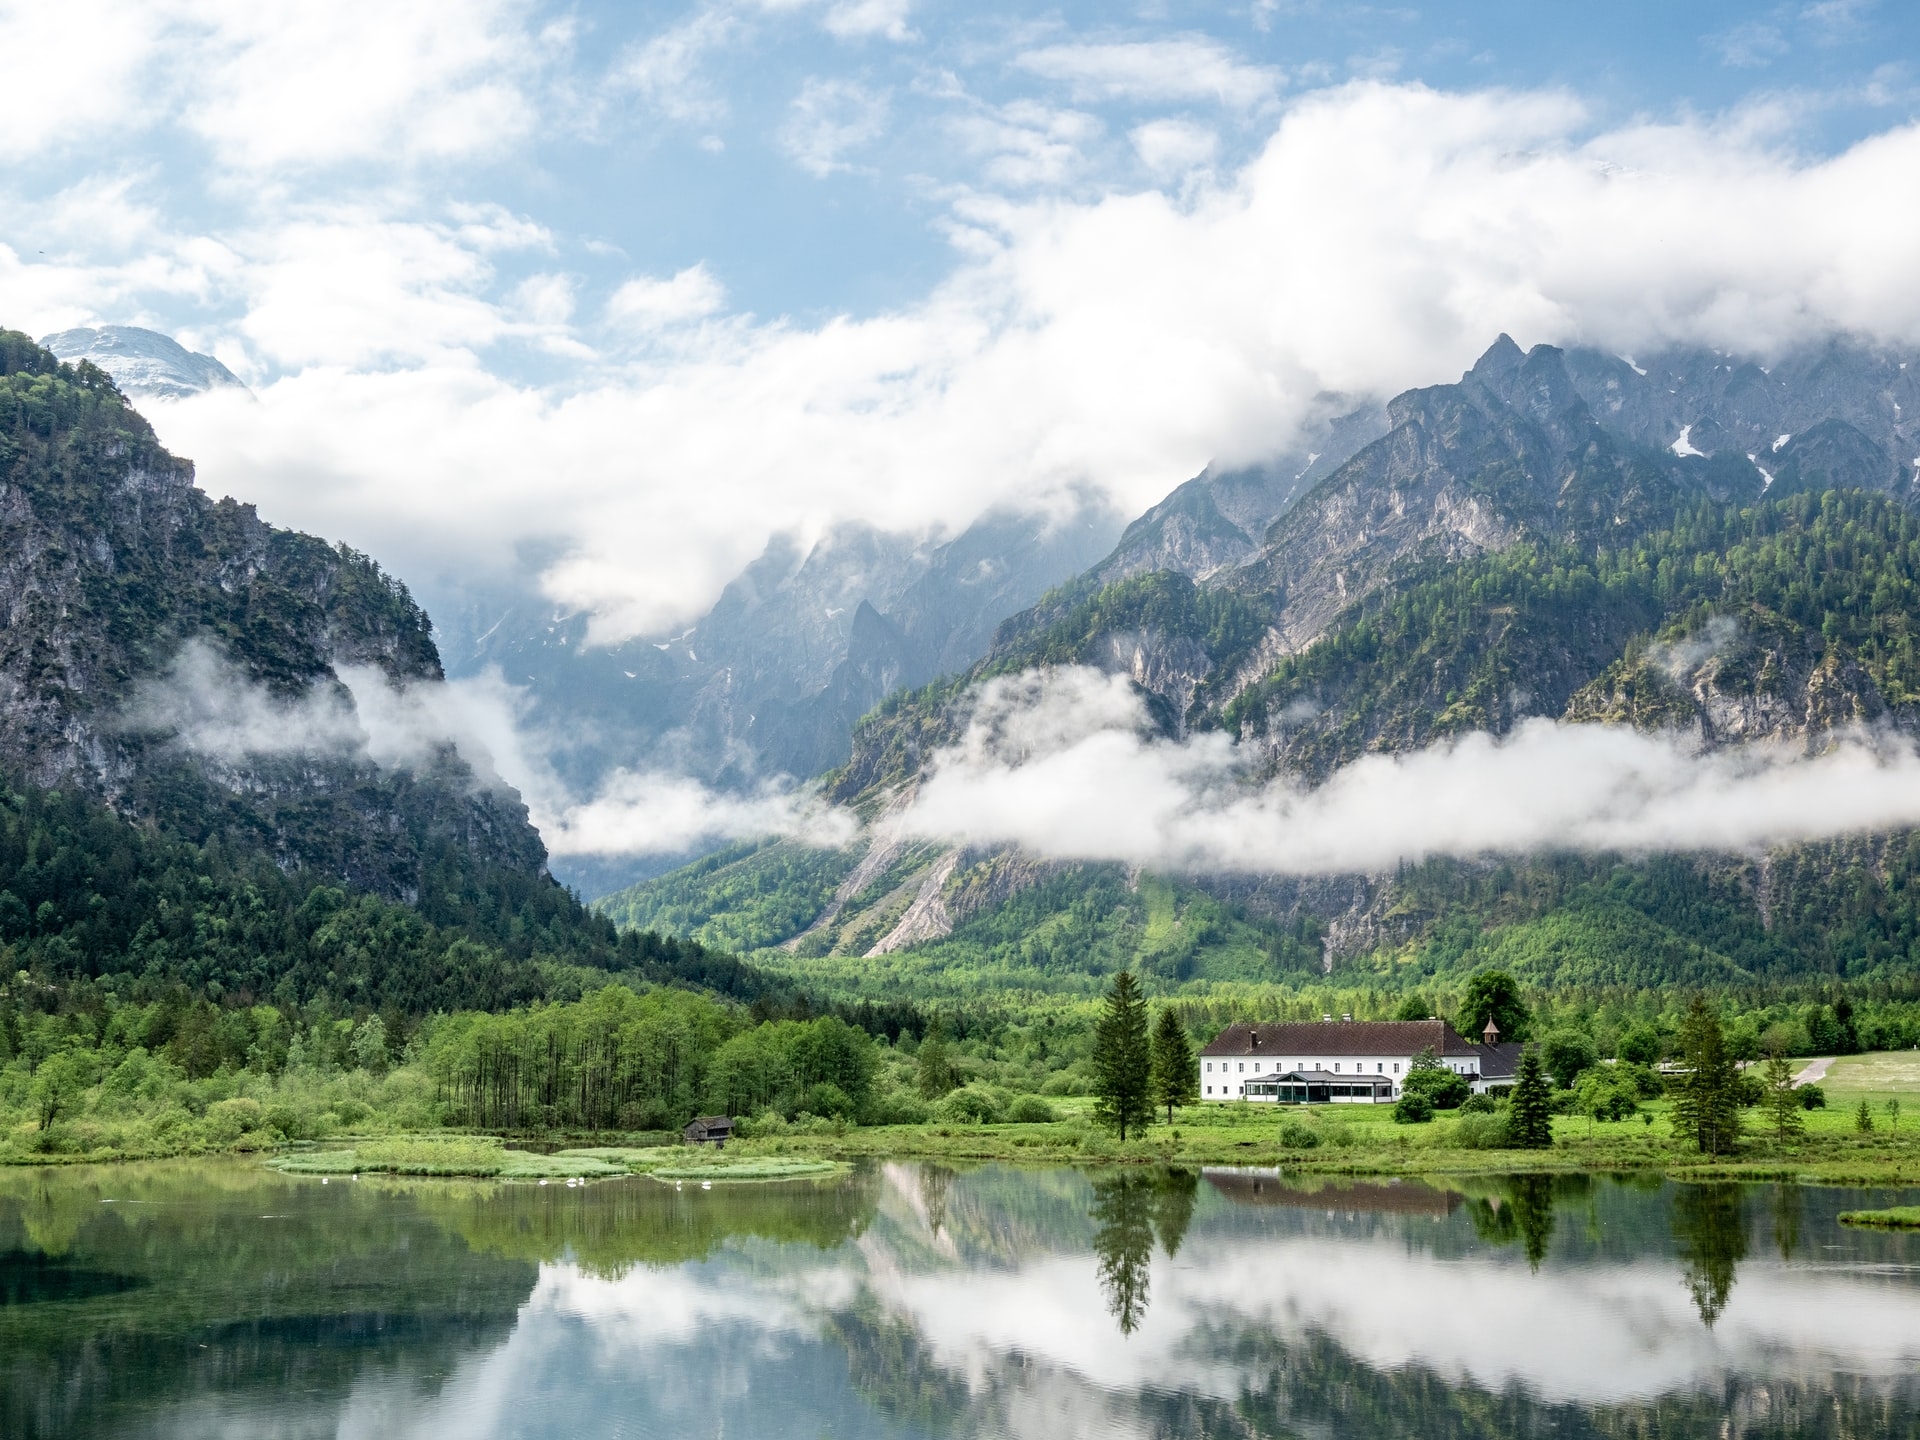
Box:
2;1160;1917;1438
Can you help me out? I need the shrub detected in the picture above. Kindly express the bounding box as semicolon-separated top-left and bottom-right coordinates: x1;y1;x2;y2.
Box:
1458;1093;1498;1115
802;1081;855;1120
202;1097;264;1144
1006;1095;1055;1124
1732;1070;1765;1108
1450;1111;1510;1150
1798;1083;1827;1110
1620;1062;1665;1098
866;1091;932;1125
1278;1118;1320;1149
935;1085;1005;1125
1394;1092;1434;1124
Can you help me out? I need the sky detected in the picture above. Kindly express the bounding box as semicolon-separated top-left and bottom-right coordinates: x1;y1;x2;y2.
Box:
4;0;1920;649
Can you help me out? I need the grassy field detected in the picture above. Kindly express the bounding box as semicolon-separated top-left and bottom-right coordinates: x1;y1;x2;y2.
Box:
267;1137;847;1183
700;1092;1920;1187
1823;1050;1920;1096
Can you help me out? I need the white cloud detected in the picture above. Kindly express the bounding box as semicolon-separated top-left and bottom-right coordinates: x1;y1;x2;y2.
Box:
176;0;548;170
895;667;1920;874
822;0;914;42
779;76;890;176
118;639;832;859
613;6;742;128
1711;22;1790;68
1130;118;1219;177
751;0;916;43
64;82;1920;649
0;0;162;154
124;639;535;787
948;100;1102;188
540;769;856;856
1015;37;1282;108
606;264;727;329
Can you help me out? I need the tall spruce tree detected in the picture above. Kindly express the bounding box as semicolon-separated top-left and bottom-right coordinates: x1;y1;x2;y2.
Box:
1149;1008;1198;1124
1673;995;1741;1155
1508;1047;1554;1149
1093;970;1153;1140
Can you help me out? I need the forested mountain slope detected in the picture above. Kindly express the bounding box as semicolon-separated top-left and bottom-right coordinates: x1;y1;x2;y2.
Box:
603;336;1920;1001
0;331;767;1011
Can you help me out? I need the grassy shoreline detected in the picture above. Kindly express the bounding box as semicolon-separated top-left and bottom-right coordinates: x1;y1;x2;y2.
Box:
14;1096;1916;1186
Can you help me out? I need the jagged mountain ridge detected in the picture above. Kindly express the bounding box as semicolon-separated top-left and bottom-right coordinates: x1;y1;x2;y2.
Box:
602;334;1920;995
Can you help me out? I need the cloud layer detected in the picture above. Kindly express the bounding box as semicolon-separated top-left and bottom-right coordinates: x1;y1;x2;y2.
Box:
898;668;1920;875
127;82;1920;642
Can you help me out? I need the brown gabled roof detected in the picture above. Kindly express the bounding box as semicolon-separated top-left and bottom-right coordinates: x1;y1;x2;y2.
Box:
1202;1019;1479;1059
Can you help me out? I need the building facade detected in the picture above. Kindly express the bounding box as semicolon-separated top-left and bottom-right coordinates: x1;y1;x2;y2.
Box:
1200;1018;1522;1103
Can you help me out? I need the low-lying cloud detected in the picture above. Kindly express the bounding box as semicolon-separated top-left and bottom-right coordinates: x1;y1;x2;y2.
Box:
897;667;1920;874
128;640;850;858
536;767;855;857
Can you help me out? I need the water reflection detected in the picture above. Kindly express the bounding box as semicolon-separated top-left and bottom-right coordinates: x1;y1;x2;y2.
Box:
1672;1183;1749;1328
0;1160;1916;1439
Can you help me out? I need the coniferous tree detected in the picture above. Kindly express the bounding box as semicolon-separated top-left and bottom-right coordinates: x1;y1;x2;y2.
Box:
1760;1047;1804;1143
1508;1047;1554;1149
1093;970;1152;1140
1673;995;1741;1155
1149;1007;1198;1124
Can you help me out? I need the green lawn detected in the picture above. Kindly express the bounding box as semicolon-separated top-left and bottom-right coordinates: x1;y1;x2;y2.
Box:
1823;1050;1920;1095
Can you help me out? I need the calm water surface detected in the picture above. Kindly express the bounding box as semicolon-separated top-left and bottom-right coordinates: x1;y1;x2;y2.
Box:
2;1160;1917;1438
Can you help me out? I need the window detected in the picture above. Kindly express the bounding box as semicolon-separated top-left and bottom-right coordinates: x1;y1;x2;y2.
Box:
1205;1061;1212;1073
1377;1062;1384;1073
1238;1062;1245;1072
1393;1063;1400;1074
1334;1063;1340;1073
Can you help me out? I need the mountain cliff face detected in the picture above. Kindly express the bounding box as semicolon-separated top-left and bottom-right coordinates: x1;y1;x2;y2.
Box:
604;333;1920;997
0;330;545;901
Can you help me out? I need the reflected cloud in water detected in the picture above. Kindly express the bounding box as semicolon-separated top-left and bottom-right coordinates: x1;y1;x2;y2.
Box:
2;1160;1917;1439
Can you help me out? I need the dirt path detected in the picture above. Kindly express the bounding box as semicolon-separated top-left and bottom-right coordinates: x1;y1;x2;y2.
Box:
1795;1057;1835;1085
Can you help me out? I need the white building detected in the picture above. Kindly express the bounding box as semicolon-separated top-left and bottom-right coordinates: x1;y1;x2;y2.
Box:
1200;1017;1522;1104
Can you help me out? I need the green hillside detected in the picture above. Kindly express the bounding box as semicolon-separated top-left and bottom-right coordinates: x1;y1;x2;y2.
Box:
603;489;1920;1004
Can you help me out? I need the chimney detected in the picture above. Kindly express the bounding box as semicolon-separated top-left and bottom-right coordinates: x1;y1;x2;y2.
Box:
1483;1016;1500;1043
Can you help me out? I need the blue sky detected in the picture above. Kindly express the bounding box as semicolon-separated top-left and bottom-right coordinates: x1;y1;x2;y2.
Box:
2;0;1917;637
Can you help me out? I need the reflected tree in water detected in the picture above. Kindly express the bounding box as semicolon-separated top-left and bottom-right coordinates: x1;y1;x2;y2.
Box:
918;1164;957;1239
1770;1181;1803;1262
1089;1172;1157;1334
1467;1174;1557;1270
1150;1167;1199;1259
1671;1183;1748;1327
